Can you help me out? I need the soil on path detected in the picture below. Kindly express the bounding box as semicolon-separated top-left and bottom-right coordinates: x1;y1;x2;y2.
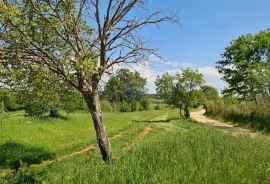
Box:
190;109;256;136
123;124;153;150
137;124;152;140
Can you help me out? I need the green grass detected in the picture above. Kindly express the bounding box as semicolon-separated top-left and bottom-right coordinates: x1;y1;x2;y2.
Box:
0;110;165;174
1;110;270;183
0;111;163;156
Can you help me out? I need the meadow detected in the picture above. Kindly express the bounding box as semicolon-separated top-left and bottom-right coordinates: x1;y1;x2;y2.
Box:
0;110;270;183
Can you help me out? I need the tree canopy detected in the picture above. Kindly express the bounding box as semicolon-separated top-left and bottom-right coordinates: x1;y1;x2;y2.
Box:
0;0;179;162
155;68;205;118
217;29;270;100
102;68;149;112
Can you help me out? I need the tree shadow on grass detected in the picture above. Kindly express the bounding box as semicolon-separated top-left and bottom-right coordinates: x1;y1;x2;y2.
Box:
136;118;183;123
0;141;56;171
41;114;70;121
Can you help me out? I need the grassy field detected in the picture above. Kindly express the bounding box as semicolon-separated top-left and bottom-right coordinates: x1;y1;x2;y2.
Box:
0;110;270;183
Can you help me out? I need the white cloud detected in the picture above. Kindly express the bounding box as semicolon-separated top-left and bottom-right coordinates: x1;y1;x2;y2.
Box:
162;60;196;68
198;66;221;84
197;66;227;92
130;64;157;83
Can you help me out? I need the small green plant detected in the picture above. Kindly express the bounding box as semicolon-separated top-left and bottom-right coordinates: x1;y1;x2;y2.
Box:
139;97;150;111
120;101;132;112
154;104;161;110
0;141;56;171
100;100;113;112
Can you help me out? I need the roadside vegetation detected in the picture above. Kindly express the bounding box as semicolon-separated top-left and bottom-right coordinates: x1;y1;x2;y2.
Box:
205;29;270;134
205;98;270;133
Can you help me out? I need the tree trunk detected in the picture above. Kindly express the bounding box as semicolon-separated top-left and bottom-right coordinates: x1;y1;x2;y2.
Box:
184;105;190;118
179;105;184;118
50;109;60;117
81;83;112;163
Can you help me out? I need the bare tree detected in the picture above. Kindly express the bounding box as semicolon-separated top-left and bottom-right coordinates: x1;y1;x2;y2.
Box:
0;0;180;162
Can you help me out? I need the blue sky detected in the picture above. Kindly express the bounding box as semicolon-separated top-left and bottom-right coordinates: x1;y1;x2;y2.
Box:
123;0;270;93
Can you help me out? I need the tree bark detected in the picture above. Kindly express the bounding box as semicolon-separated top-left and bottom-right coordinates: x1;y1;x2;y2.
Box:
81;83;112;163
184;105;190;118
50;109;60;117
179;105;185;118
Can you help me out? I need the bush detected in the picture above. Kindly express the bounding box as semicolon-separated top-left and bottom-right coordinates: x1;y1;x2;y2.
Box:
130;100;137;112
100;100;113;112
205;98;270;133
0;141;56;171
120;101;132;112
25;103;48;116
137;103;144;111
139;97;150;111
154;104;161;110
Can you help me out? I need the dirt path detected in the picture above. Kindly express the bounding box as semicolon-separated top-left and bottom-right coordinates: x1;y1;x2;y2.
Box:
0;130;129;177
190;109;256;136
57;130;127;161
123;124;153;150
137;124;152;140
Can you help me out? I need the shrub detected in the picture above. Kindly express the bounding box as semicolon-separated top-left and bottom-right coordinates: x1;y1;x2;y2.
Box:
205;98;270;133
129;100;137;112
100;100;113;112
154;104;161;110
139;97;150;111
25;103;48;116
0;141;56;171
120;101;131;112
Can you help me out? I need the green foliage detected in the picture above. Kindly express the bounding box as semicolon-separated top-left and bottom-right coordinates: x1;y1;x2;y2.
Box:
0;101;4;113
103;68;147;103
0;0;96;116
0;87;22;111
100;100;113;112
154;104;161;110
139;97;150;111
4;66;88;116
0;141;56;171
206;98;270;133
103;68;148;112
25;103;49;117
191;90;206;108
217;29;270;100
156;68;205;117
120;100;132;112
155;72;174;100
201;85;220;102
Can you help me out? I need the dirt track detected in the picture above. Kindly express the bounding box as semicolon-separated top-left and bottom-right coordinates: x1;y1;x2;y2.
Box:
190;109;255;135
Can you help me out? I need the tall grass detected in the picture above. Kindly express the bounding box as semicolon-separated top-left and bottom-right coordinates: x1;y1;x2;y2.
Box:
2;118;270;184
206;99;270;133
0;110;166;174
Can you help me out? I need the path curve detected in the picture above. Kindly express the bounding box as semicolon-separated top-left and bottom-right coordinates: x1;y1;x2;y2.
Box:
190;109;254;135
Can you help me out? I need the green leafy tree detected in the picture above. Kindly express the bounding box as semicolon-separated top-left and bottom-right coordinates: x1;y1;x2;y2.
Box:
103;68;148;112
2;65;86;117
176;68;205;117
0;87;22;111
0;0;179;162
155;68;205;118
201;85;220;102
191;90;206;108
200;85;221;112
155;72;174;100
217;29;270;101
